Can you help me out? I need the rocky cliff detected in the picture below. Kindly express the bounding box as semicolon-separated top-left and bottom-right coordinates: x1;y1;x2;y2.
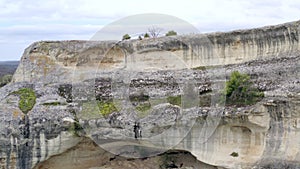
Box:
12;20;300;83
0;20;299;169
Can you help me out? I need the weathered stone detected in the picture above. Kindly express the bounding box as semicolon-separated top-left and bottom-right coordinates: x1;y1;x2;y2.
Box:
0;20;299;169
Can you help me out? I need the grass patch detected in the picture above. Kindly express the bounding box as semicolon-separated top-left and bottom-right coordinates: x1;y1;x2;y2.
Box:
167;95;181;106
97;101;118;117
42;102;64;106
12;88;36;114
136;102;151;112
192;65;216;71
79;100;119;119
79;101;101;120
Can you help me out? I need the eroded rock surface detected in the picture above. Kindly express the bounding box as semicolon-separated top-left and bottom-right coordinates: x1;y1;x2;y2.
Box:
0;20;299;169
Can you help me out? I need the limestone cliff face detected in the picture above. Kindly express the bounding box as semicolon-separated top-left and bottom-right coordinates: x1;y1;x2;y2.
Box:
0;20;299;169
13;20;300;83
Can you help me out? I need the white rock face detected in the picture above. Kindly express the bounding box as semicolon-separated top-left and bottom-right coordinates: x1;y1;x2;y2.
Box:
1;20;299;169
13;20;300;83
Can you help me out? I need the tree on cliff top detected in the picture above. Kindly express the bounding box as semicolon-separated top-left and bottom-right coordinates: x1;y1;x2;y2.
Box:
148;26;163;38
144;33;150;38
122;34;131;40
165;30;177;36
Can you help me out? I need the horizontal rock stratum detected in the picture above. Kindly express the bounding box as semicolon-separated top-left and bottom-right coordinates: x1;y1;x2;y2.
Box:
0;20;299;169
13;20;300;83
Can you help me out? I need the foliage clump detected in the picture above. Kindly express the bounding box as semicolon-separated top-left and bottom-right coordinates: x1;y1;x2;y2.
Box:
42;102;64;106
167;95;181;106
165;30;177;36
0;74;12;87
144;33;150;38
225;71;264;106
97;101;118;117
122;34;131;40
135;102;151;112
12;88;36;114
230;152;239;157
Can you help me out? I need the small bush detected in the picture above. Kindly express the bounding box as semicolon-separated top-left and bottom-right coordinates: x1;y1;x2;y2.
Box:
225;71;264;106
144;33;150;38
136;102;151;112
122;34;131;40
42;102;64;106
12;88;36;114
165;30;177;36
230;152;239;157
167;95;181;106
97;101;117;117
0;74;12;87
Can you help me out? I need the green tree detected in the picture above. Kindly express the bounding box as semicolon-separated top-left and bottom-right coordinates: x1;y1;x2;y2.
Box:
122;34;131;40
225;71;263;106
12;88;36;114
165;30;177;36
144;33;150;38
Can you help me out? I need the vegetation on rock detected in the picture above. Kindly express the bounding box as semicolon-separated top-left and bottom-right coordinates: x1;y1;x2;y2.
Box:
135;102;151;112
167;95;181;106
144;33;150;38
97;101;118;117
165;30;177;36
69;110;84;136
12;88;36;114
0;74;12;87
230;152;239;157
122;34;131;40
42;102;65;106
225;71;264;106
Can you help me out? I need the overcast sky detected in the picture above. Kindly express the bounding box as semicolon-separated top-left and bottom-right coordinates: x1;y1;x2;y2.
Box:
1;0;300;61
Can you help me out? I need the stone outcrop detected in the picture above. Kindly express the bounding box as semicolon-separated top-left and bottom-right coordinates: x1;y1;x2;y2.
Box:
13;20;300;83
0;20;299;169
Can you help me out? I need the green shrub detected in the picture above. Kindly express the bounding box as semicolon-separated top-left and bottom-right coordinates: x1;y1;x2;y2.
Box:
230;152;239;157
122;34;131;40
144;33;150;38
0;74;12;87
42;102;64;106
97;101;117;117
136;102;151;112
225;71;263;106
167;95;181;106
165;30;177;36
12;88;36;114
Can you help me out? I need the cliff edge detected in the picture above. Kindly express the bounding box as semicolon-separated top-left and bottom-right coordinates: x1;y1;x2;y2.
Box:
0;20;299;169
13;20;300;83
